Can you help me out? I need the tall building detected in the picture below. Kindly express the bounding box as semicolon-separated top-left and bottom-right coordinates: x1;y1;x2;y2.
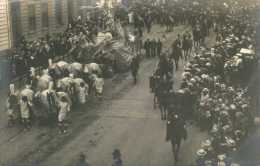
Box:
1;0;95;50
9;0;69;46
0;0;11;51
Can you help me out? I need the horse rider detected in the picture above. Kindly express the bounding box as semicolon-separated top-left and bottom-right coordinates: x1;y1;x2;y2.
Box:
156;75;172;120
171;34;182;71
166;112;187;163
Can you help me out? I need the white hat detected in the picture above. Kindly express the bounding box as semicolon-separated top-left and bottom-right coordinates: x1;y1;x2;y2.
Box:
217;154;226;161
202;88;209;92
178;89;185;94
230;104;236;110
190;78;196;83
69;73;74;78
206;62;211;67
25;84;31;89
202;139;211;148
197;149;207;157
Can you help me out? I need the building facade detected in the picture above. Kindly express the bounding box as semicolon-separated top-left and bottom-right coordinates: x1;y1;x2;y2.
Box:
2;0;118;50
0;0;11;51
9;0;70;46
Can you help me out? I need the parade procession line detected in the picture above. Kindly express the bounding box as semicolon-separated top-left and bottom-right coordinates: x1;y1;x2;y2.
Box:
0;24;213;166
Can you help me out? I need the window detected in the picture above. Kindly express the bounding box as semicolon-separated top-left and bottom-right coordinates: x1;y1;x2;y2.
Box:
67;0;74;23
42;2;49;28
10;1;22;47
28;4;36;31
55;0;63;25
0;0;11;50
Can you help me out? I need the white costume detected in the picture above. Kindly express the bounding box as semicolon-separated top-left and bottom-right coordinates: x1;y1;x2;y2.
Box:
20;87;34;103
58;101;70;122
20;100;30;119
95;77;104;94
78;86;88;104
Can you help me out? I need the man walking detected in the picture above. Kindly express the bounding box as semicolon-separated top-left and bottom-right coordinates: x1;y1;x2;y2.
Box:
112;149;123;166
171;35;182;70
144;39;151;57
157;39;162;57
166;112;187;163
75;153;90;166
130;55;140;84
151;39;157;57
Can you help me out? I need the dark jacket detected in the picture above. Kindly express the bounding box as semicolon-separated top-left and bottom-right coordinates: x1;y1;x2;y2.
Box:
166;115;187;142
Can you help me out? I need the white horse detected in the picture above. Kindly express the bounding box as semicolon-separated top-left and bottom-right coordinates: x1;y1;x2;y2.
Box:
73;78;89;92
84;63;102;76
34;89;59;117
57;77;89;103
37;74;52;91
20;86;34;103
56;61;69;70
68;62;83;77
56;91;72;108
57;77;74;92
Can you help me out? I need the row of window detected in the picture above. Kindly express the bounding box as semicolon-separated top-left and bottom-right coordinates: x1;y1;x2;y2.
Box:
27;0;64;31
0;0;11;51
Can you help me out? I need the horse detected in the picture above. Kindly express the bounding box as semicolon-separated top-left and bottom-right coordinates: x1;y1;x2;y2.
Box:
154;76;173;120
57;77;89;103
192;24;202;48
171;46;182;71
158;55;174;78
37;74;53;91
84;63;103;77
68;62;83;78
34;89;60;123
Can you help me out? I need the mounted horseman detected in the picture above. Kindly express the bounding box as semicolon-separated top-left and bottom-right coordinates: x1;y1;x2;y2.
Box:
171;34;182;71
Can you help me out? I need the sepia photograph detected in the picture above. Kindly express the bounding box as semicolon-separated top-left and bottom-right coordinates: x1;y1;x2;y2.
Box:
0;0;259;165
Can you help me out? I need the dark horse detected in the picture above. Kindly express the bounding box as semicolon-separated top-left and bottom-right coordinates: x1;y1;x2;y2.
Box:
166;112;187;163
